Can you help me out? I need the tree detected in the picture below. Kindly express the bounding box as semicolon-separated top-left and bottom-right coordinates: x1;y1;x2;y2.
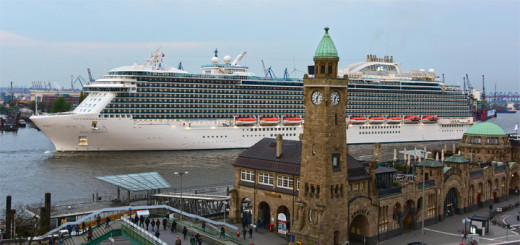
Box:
78;91;88;104
50;97;71;113
1;202;45;245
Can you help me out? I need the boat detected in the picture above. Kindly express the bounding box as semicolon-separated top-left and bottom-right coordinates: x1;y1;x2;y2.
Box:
283;117;302;125
235;117;256;126
496;102;517;114
404;116;421;124
368;116;385;124
421;115;438;123
386;116;402;124
350;116;368;124
259;117;280;126
18;119;26;127
31;51;473;151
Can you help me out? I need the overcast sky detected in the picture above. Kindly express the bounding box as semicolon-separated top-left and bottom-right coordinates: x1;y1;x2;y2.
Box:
0;0;518;92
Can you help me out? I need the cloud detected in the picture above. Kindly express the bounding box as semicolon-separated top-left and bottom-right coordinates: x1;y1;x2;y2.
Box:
0;30;214;50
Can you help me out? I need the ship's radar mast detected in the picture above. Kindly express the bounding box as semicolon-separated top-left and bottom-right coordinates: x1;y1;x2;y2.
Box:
232;51;247;66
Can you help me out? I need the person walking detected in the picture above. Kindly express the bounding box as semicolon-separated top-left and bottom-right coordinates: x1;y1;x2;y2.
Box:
87;227;92;241
96;215;101;228
156;219;161;231
81;222;86;234
162;217;167;230
182;226;188;240
190;235;196;245
145;217;150;230
134;214;139;225
249;226;253;239
67;225;72;238
155;230;160;238
151;219;155;231
171;220;177;233
175;236;182;245
139;215;144;227
220;226;225;239
106;217;110;227
242;227;247;240
195;233;201;243
202;221;206;232
75;224;80;236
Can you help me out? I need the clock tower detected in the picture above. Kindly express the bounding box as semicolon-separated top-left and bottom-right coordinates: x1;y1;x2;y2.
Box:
292;27;350;245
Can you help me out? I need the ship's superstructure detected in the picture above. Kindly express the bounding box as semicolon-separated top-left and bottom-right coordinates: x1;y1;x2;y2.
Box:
31;50;473;151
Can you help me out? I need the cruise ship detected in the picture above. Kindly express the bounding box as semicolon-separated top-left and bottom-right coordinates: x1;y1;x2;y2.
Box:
31;49;473;151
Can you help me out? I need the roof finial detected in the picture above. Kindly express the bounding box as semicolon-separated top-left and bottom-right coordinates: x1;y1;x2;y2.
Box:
324;26;329;33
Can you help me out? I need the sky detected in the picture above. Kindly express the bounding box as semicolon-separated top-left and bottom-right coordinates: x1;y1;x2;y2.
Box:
0;0;518;92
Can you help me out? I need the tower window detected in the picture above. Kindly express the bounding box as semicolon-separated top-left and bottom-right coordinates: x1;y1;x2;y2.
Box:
332;154;341;172
328;65;332;74
320;66;325;74
312;144;316;156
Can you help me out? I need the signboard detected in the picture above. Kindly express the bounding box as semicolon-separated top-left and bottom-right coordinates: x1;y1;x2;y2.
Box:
136;210;149;216
278;213;287;234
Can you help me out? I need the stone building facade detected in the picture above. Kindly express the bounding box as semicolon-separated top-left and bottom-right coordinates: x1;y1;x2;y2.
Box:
228;28;520;245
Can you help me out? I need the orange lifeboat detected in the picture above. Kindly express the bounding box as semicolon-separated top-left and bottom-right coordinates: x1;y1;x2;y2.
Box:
259;117;280;126
283;117;302;125
404;116;421;124
350;116;368;124
386;116;402;124
235;117;256;126
422;115;439;123
369;116;385;124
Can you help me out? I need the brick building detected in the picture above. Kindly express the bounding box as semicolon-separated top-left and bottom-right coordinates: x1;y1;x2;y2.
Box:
228;28;520;245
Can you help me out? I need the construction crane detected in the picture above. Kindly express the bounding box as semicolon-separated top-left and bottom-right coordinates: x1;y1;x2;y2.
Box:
74;76;88;90
87;68;95;83
261;60;268;77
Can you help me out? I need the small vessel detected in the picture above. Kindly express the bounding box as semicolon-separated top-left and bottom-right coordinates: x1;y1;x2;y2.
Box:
386;116;402;124
235;117;256;126
259;117;280;126
368;116;385;124
496;102;517;114
422;115;438;123
18;119;27;128
283;117;302;125
350;116;368;124
404;116;421;124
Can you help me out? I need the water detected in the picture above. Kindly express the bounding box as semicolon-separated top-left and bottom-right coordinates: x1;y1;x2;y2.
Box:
1;113;518;207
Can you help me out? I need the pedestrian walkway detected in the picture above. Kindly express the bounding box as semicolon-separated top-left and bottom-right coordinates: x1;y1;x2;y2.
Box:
379;196;520;245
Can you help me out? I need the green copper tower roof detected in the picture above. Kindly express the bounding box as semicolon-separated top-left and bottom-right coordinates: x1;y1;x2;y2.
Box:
314;27;339;59
444;154;470;164
417;158;444;168
465;122;506;136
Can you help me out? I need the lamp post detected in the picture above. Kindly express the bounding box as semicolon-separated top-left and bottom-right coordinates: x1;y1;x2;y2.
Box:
174;171;189;222
422;158;425;245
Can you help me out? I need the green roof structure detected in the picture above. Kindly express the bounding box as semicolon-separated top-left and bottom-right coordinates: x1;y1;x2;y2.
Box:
465;122;506;136
509;162;517;169
417;158;444;168
443;167;453;174
314;27;339;59
444;154;470;164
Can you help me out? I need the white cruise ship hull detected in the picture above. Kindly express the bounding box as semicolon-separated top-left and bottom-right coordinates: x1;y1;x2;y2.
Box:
31;114;472;151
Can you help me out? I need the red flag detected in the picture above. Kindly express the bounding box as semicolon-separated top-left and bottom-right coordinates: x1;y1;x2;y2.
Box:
162;53;165;57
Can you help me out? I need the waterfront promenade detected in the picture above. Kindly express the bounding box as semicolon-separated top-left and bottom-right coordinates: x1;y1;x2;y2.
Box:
379;195;520;245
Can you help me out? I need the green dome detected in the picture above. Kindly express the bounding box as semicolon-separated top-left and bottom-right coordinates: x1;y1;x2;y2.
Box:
417;158;444;168
314;27;339;59
465;122;506;136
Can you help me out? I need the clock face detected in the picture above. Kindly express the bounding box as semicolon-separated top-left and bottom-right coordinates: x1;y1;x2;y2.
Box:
311;91;322;105
331;91;340;106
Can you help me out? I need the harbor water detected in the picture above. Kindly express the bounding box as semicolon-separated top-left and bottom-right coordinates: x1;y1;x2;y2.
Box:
0;113;518;207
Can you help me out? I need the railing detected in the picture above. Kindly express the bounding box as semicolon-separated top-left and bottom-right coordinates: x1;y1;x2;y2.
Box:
120;218;167;245
378;186;402;197
495;165;506;173
418;180;436;190
470;170;484;179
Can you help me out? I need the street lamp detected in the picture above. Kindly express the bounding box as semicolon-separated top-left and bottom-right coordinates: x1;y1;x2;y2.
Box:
174;171;189;222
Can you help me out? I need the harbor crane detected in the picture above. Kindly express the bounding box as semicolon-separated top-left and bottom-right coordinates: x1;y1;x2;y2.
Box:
87;68;95;83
